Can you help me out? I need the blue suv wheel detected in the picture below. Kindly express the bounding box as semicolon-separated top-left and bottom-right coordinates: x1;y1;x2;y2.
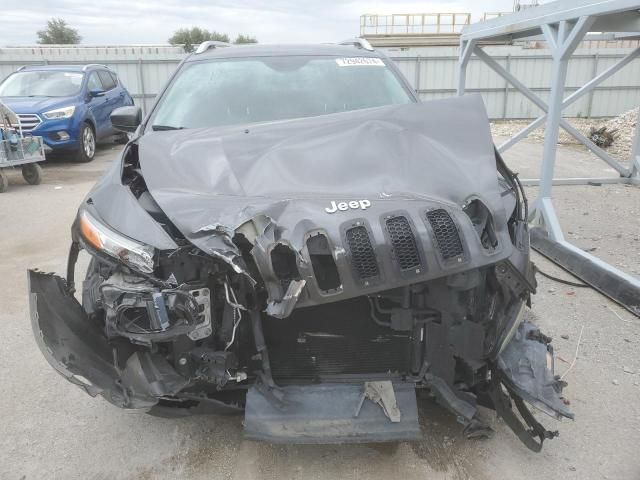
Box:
76;122;96;162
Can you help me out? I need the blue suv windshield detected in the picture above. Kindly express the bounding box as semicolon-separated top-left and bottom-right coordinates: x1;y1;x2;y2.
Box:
150;56;413;130
0;70;84;97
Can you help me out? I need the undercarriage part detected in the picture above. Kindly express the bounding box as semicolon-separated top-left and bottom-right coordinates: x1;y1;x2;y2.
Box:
424;374;476;421
244;382;421;444
186;348;241;388
147;396;244;417
353;381;401;422
498;321;573;420
250;308;278;391
120;351;189;408
462;417;494;440
487;375;559;453
531;227;640;317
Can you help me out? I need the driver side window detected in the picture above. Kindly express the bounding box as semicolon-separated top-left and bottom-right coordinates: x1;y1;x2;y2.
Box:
87;72;103;92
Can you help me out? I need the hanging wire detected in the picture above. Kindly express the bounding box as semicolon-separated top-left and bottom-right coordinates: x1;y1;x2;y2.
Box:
224;281;248;351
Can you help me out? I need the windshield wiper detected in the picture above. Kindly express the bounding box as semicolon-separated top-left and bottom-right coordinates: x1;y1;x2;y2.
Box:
151;125;185;131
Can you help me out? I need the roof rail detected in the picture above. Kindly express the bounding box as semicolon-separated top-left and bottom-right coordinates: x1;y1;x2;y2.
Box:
339;37;374;51
195;41;231;54
16;65;27;71
82;64;109;71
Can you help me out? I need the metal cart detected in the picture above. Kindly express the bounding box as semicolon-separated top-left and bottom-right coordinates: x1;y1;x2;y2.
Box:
0;100;45;193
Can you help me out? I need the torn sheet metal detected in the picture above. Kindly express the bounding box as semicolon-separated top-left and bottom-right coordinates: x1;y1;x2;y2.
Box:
265;279;307;318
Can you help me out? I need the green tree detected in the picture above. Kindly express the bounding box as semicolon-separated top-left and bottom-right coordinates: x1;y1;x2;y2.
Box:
168;27;230;53
36;18;81;44
234;34;258;44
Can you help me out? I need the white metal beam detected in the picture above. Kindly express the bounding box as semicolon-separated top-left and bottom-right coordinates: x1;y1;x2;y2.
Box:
498;47;640;154
630;107;640;178
473;46;548;112
461;0;640;43
459;0;640;315
457;39;476;95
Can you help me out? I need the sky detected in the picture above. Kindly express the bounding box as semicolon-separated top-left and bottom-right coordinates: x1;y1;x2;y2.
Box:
1;0;518;45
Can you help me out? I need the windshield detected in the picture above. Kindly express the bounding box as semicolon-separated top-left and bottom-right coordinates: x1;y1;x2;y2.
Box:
0;71;84;97
150;56;413;130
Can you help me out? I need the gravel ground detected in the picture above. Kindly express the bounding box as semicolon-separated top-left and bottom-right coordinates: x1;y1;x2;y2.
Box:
1;138;639;480
491;108;639;163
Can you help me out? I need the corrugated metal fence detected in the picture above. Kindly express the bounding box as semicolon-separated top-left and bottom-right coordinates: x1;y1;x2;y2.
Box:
1;44;639;119
0;46;183;114
388;45;640;118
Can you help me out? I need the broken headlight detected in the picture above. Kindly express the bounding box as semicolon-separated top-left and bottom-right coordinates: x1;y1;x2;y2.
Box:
78;208;155;274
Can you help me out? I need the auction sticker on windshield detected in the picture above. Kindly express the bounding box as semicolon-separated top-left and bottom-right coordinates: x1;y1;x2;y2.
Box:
335;58;385;67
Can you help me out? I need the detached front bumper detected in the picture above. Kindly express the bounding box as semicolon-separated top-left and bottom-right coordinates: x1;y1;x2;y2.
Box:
28;270;187;410
29;268;573;449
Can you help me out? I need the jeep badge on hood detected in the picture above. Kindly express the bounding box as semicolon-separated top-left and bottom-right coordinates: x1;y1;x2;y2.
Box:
325;199;371;213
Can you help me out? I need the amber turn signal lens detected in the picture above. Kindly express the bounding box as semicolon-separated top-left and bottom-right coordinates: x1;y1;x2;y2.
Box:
80;214;104;250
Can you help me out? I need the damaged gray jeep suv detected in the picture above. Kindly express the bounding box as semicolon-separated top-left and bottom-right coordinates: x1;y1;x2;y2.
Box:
29;41;572;450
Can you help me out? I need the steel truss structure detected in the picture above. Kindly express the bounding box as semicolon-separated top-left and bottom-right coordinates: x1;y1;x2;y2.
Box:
458;0;640;315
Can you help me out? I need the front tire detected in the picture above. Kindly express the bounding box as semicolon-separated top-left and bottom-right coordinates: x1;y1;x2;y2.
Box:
75;122;96;163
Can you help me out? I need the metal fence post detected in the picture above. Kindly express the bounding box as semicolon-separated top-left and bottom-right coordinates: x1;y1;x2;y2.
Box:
587;53;598;118
503;54;511;119
415;56;421;97
137;58;146;115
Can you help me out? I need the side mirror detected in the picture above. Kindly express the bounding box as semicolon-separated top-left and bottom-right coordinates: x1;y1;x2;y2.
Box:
111;106;142;133
89;89;105;98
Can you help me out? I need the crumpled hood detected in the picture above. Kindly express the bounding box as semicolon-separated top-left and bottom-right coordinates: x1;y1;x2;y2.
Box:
139;94;501;228
137;94;512;307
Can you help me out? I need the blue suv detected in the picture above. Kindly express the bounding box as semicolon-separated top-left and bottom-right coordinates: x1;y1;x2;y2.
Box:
0;64;134;162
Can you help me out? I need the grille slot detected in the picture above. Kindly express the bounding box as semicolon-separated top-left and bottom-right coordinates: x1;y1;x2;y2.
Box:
307;234;341;291
385;216;421;271
16;114;42;132
346;226;379;280
426;209;464;260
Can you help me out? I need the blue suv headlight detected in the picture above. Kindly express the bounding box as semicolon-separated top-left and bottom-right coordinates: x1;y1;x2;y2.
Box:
43;105;76;120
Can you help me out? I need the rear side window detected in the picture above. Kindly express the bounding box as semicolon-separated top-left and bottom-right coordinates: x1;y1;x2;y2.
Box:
98;71;116;90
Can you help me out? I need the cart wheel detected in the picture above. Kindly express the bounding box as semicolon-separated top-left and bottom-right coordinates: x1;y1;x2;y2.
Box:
0;169;8;193
22;163;43;185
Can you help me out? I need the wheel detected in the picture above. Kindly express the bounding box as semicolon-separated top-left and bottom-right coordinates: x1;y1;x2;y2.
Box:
75;122;96;163
0;169;8;193
22;163;43;185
